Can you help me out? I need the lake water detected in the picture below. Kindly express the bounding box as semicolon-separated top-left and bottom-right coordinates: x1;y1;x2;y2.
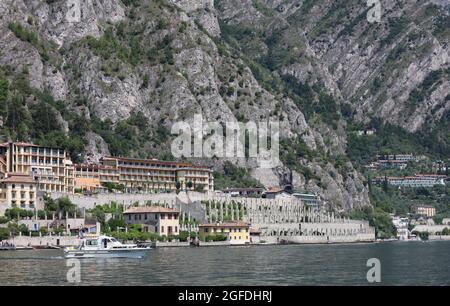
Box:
0;241;449;286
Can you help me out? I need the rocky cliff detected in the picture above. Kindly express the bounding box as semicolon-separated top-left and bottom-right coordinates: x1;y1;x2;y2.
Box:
0;0;448;211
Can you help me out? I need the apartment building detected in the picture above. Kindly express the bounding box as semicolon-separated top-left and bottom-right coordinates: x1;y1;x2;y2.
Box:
0;142;74;193
123;206;180;236
412;205;436;218
376;153;417;162
292;192;320;208
0;173;38;210
375;174;447;188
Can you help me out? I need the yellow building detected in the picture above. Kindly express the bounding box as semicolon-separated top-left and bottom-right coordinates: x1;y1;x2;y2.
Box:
413;205;436;218
123;206;180;236
198;221;250;245
0;142;74;193
0;173;38;210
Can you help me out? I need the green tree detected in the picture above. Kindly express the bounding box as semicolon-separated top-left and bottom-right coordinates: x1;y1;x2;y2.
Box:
18;224;29;235
39;227;48;236
382;175;389;193
186;180;193;189
107;218;125;232
0;78;9;116
0;228;10;241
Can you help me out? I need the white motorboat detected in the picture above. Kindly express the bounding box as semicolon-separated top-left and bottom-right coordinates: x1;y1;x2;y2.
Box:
64;235;150;259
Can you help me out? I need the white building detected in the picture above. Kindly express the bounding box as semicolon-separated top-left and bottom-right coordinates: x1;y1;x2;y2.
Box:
376;174;447;188
392;216;409;240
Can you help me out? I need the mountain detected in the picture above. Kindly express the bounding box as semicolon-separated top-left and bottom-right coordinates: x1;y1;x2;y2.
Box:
0;0;448;211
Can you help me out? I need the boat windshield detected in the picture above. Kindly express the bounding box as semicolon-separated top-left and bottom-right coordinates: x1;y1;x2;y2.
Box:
110;238;119;243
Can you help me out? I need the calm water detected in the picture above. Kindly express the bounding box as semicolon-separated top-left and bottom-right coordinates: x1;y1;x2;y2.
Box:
0;241;449;286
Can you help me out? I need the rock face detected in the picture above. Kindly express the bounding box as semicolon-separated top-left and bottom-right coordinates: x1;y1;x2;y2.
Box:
216;0;450;133
0;0;448;211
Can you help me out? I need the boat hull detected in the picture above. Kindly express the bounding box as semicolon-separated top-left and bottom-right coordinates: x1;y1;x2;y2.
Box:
64;248;149;259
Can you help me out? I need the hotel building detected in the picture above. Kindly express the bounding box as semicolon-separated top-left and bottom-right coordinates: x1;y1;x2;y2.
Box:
0;142;214;211
96;156;214;193
0;142;75;193
74;163;120;192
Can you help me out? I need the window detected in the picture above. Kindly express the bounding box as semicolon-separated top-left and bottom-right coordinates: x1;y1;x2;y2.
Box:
145;214;147;220
86;239;98;246
175;226;178;232
161;226;164;233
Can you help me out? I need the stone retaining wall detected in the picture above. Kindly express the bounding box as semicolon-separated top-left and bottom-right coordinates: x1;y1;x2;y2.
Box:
260;233;375;244
154;241;191;247
428;235;450;241
6;235;81;247
198;241;230;247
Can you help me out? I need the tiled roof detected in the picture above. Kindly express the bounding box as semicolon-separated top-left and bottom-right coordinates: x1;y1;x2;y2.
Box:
123;206;179;214
265;187;284;193
199;221;250;228
0;174;36;184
